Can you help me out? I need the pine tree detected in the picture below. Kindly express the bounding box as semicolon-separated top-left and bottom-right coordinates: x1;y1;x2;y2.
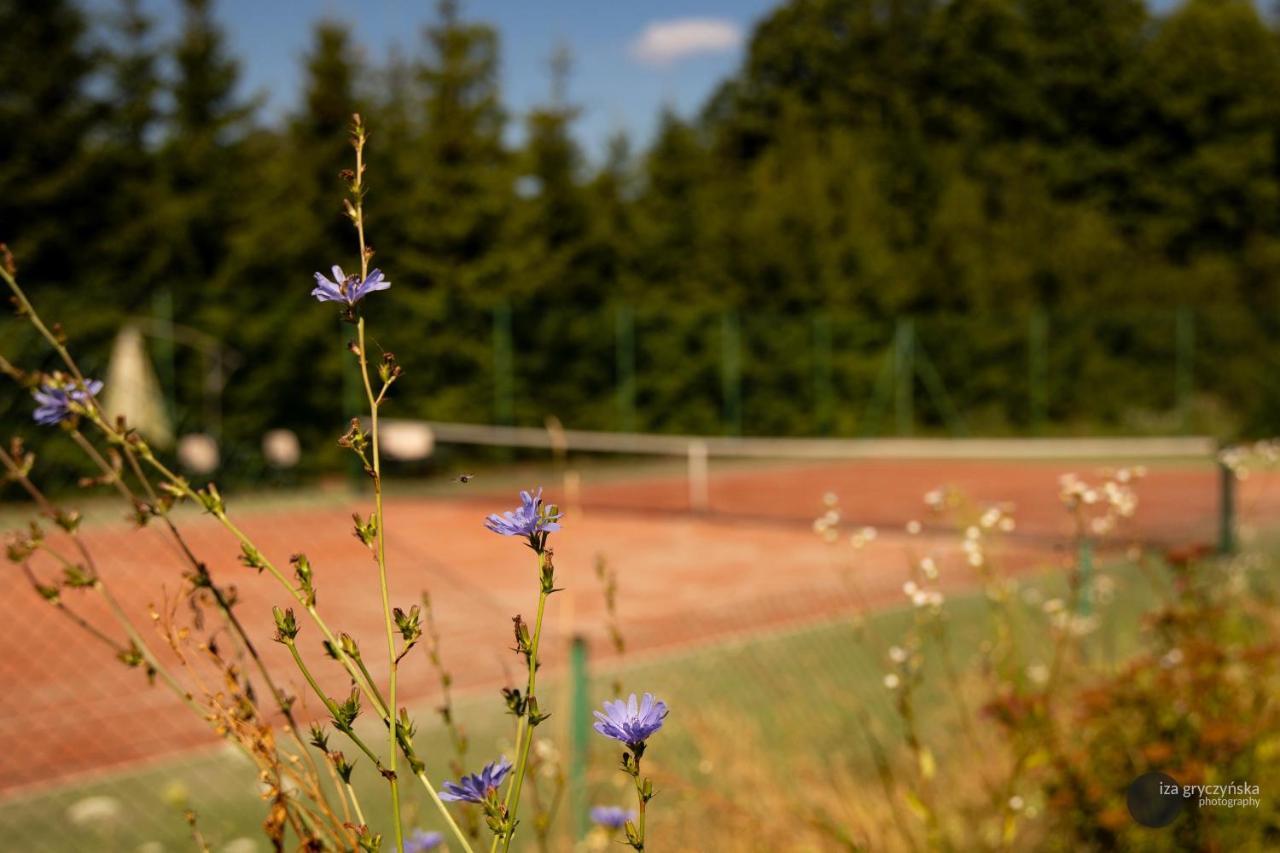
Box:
0;1;99;288
384;0;512;423
157;0;252;321
507;46;616;425
91;0;164;309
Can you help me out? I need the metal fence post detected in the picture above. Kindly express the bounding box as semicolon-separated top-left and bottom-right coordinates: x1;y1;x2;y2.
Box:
493;300;514;427
1076;536;1094;618
1176;306;1194;433
812;312;834;435
569;635;590;841
152;288;176;419
894;319;914;437
616;304;636;433
721;311;742;436
1218;458;1236;555
1029;309;1048;434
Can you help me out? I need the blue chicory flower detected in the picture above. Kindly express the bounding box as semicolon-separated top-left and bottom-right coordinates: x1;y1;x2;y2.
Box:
439;756;513;804
592;693;669;749
404;828;444;852
32;379;102;425
484;488;562;539
590;805;636;830
311;265;390;306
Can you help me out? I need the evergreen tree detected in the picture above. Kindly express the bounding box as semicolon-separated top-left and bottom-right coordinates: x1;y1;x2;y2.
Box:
507;46;617;425
91;0;164;309
0;1;99;288
157;0;251;321
383;0;512;424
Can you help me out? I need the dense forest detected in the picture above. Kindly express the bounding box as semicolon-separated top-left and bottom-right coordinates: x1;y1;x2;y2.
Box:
3;0;1280;477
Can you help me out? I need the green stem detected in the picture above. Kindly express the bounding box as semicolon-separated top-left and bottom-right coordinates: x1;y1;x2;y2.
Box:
352;648;390;712
634;759;647;851
284;640;385;769
500;577;550;852
354;314;404;853
415;768;475;852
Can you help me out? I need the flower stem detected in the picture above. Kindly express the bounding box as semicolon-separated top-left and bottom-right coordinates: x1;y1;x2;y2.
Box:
633;753;647;851
499;563;551;852
353;314;405;853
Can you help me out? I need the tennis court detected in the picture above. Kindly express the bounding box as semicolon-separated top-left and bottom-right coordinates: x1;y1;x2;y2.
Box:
3;441;1274;803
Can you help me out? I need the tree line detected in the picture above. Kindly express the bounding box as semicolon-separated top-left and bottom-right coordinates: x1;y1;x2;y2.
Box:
3;0;1280;480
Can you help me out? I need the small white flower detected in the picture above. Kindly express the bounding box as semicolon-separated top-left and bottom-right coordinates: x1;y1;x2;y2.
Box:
888;645;908;664
67;796;122;826
920;557;938;579
903;580;919;597
906;519;922;535
1009;795;1025;811
1026;663;1049;685
883;673;901;689
998;517;1015;532
822;491;838;507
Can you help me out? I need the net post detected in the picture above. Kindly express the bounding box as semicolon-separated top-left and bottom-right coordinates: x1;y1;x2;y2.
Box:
688;439;709;513
1218;453;1236;555
569;634;590;842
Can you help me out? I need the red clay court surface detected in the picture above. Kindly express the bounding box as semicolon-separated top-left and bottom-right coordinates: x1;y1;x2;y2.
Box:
2;457;1277;797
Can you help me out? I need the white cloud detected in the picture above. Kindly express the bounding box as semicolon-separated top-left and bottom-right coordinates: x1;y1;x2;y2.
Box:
630;18;743;67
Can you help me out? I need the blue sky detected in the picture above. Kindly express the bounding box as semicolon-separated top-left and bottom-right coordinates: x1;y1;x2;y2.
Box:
90;0;780;159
